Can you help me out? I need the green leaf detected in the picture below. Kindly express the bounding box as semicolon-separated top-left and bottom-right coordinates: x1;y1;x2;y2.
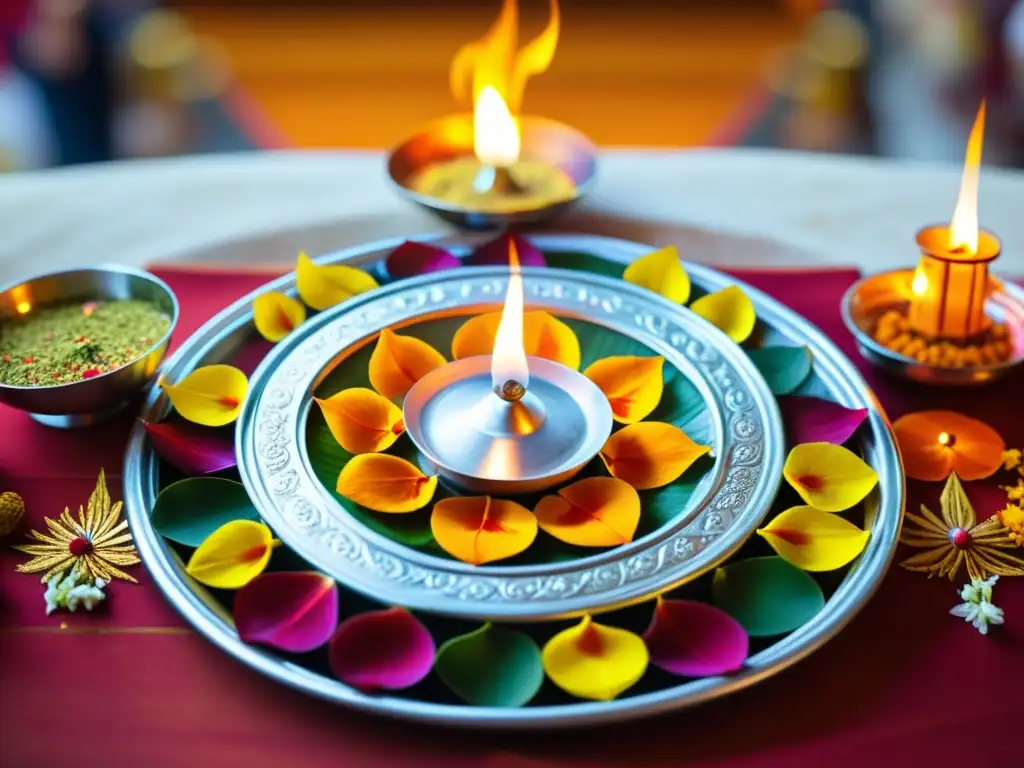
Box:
544;251;628;279
434;623;544;707
637;453;715;534
649;368;708;441
746;346;813;396
711;556;825;637
151;477;260;547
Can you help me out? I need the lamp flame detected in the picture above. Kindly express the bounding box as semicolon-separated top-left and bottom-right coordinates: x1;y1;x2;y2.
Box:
948;102;986;255
491;240;530;397
450;0;560;166
474;86;520;168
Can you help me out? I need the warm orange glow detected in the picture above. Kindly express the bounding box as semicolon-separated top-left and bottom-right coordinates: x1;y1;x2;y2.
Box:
474;86;520;167
11;284;32;315
491;240;530;393
938;432;952;446
911;267;928;297
948;102;986;255
450;0;560;165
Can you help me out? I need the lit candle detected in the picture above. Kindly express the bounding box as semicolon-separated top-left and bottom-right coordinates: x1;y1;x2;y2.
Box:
403;244;612;495
407;0;577;214
907;104;1001;341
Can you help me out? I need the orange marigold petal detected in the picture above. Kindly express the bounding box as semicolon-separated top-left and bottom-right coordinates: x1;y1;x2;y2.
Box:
893;410;1005;482
431;497;538;565
315;388;404;454
600;422;710;490
534;477;640;547
451;310;581;370
368;328;447;402
336;454;438;513
583;356;664;424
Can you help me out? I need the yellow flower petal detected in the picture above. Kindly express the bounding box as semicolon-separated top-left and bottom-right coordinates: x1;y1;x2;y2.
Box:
315;388;404;454
541;615;649;701
690;285;757;343
295;251;379;311
252;291;306;342
600;422;711;490
534;477;640;547
583;356;664;424
622;245;690;304
757;506;871;571
368;328;447;402
783;442;879;512
451;310;581;370
186;520;276;589
161;365;248;427
337;454;438;513
431;497;537;565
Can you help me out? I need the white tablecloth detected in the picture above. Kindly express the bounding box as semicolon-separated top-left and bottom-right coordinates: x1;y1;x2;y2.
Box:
1;148;1022;282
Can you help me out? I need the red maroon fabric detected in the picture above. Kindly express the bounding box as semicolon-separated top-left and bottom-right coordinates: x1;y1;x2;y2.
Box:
1;264;1021;767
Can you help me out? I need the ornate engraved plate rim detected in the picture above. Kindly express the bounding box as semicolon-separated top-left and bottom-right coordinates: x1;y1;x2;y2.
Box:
235;266;783;621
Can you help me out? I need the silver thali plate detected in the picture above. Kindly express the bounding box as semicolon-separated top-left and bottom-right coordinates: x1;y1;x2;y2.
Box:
236;267;784;621
123;233;904;729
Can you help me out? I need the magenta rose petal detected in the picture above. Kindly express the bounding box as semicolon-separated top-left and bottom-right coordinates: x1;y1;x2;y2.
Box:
467;232;546;268
329;607;435;690
778;396;869;446
143;420;237;475
385;240;461;279
233;572;339;653
642;599;749;677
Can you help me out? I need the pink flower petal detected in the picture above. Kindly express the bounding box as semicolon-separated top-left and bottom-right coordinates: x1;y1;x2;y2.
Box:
642;599;749;677
385;240;461;279
144;420;236;475
778;396;869;446
467;232;546;268
234;572;338;653
329;607;435;690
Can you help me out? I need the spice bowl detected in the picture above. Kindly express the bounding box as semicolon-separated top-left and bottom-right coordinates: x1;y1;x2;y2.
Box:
0;265;179;427
841;268;1024;386
386;113;598;230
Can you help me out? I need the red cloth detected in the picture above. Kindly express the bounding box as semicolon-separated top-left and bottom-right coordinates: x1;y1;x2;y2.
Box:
1;265;1022;767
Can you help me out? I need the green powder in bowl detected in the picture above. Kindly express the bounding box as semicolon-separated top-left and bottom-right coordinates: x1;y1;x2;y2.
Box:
0;299;172;386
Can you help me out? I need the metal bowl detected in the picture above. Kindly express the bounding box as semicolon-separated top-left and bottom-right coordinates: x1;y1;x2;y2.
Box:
386;113;597;230
841;268;1024;386
0;265;179;427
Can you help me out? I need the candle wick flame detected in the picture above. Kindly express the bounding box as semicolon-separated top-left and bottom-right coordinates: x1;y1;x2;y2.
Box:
949;101;985;255
491;239;530;398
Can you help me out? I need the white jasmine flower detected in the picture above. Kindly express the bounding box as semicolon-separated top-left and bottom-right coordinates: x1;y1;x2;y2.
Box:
41;570;108;614
951;576;1004;635
959;575;998;604
65;579;107;612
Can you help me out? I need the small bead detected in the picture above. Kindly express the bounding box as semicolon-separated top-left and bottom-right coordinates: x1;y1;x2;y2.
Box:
949;528;972;549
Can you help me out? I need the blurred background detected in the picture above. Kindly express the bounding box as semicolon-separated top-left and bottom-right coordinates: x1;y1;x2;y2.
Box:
1;0;1022;172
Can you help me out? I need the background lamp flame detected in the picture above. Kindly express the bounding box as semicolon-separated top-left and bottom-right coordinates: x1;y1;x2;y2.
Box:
474;86;520;167
948;102;985;255
491;240;530;396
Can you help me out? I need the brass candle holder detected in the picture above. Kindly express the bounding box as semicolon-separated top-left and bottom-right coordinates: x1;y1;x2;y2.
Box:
842;103;1024;385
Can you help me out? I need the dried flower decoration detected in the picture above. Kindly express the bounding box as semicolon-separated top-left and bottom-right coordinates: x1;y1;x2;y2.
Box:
996;504;1024;547
1001;449;1021;472
43;570;107;615
14;470;140;584
899;471;1024;581
950;576;1004;635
